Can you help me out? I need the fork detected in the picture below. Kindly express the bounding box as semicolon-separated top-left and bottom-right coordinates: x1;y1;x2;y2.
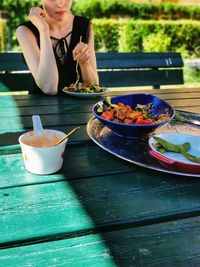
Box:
74;36;82;86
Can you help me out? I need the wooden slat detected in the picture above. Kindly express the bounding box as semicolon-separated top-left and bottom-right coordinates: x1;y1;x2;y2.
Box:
0;52;184;92
2;87;199;103
0;70;184;91
1;99;200;118
0;95;97;108
0;52;28;71
1;168;200;244
0;216;200;265
0;73;31;92
0;113;93;134
96;52;184;68
111;87;200;96
0;124;89;147
0;52;184;71
5;90;198;108
0;93;199;141
113;91;200;99
1;100;200;134
0;145;135;188
177;106;200;113
99;69;184;87
0;89;200;265
0;103;93;117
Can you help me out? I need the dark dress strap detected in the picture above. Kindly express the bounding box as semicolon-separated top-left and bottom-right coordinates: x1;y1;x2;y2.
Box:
17;16;90;95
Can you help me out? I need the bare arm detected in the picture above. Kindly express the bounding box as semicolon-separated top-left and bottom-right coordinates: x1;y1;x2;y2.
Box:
16;7;58;95
73;24;99;85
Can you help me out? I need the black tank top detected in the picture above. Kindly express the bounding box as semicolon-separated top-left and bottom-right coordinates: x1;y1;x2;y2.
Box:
19;16;90;95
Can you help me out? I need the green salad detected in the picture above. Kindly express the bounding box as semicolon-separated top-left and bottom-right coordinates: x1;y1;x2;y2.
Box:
67;82;107;93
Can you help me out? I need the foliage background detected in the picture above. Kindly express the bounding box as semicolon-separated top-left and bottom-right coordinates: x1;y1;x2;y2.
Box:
1;0;200;55
0;18;7;51
1;0;200;87
1;0;38;49
92;19;200;58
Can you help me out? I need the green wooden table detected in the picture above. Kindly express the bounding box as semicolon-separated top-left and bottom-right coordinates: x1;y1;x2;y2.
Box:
1;87;200;266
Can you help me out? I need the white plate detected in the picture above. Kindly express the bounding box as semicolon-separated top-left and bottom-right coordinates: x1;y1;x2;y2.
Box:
149;133;200;165
62;87;110;98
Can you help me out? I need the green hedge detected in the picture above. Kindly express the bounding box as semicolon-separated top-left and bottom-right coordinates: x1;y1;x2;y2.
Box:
0;19;7;51
1;0;38;49
1;0;200;56
93;19;200;58
72;0;200;20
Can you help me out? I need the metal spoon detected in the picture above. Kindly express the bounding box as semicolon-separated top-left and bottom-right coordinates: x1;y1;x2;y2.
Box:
55;127;80;146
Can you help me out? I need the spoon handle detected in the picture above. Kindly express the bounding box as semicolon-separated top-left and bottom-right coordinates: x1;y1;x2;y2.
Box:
32;115;43;135
56;127;80;146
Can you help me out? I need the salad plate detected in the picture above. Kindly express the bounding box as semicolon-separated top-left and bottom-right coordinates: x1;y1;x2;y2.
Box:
149;133;200;173
62;83;109;98
149;133;200;165
62;88;110;98
87;110;200;177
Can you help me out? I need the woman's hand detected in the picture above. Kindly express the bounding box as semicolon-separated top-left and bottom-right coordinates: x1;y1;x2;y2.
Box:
73;42;92;65
28;7;49;33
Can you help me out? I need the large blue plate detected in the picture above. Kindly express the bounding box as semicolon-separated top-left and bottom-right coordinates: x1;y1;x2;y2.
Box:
87;110;200;177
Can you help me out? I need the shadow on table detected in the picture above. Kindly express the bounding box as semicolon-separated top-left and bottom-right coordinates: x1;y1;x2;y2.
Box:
2;94;200;266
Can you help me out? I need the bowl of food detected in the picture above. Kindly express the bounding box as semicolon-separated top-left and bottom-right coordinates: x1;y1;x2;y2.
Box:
63;82;109;98
18;129;68;175
92;94;175;138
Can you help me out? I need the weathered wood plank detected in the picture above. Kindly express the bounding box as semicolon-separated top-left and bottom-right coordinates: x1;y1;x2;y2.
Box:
96;52;184;68
0;52;28;71
9;87;200;100
0;145;135;188
113;90;200;100
167;98;200;107
0;113;93;133
0;52;184;92
0;103;93;117
1;168;200;244
1;90;200;111
1;52;183;71
0;88;200;109
0;124;89;147
1;93;200;117
0;216;200;266
1;100;200;134
0;232;116;267
0;95;97;108
0;73;31;92
99;69;184;88
1;70;184;90
177;106;200;113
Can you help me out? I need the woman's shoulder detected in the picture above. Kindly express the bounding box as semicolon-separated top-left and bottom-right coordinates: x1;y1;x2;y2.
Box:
17;21;39;37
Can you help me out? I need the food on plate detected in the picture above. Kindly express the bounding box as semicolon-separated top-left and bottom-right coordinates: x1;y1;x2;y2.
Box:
22;131;62;147
96;97;170;125
153;136;191;153
153;136;200;164
66;82;107;94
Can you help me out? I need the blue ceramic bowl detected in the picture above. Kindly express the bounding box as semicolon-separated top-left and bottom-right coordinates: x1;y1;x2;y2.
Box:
92;94;175;138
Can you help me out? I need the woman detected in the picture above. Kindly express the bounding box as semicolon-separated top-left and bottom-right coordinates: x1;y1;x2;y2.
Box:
16;0;99;95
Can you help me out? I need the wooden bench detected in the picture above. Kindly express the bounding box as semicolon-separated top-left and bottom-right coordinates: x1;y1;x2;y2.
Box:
0;51;184;92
